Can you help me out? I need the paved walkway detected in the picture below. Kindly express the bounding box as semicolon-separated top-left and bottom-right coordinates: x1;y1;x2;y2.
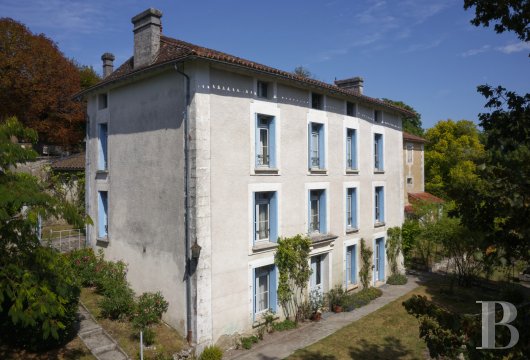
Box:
77;304;129;360
225;275;421;360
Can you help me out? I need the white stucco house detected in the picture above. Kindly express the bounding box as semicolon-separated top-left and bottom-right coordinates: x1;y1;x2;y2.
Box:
79;8;412;349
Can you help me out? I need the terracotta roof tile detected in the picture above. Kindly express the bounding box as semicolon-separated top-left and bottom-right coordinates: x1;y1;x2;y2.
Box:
408;192;444;204
403;131;426;143
51;153;85;171
84;36;415;117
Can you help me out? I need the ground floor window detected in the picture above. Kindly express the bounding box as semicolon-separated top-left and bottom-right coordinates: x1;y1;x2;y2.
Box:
253;265;277;316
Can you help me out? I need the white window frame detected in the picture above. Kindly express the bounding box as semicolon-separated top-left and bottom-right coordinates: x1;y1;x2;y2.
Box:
248;183;281;251
250;103;280;174
255;193;270;243
254;267;270;314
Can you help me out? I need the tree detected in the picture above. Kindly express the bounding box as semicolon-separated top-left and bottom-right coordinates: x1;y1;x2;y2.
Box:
293;66;312;78
359;239;373;289
464;0;530;42
0;18;84;148
274;234;312;321
424;119;485;199
382;99;423;136
77;64;101;90
0;117;84;349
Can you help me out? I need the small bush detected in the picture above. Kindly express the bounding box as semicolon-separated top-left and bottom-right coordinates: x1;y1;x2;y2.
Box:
68;248;98;286
343;287;383;311
132;292;169;329
327;285;347;309
94;259;129;296
240;335;258;350
387;274;408;285
99;284;135;320
200;345;223;360
272;319;297;332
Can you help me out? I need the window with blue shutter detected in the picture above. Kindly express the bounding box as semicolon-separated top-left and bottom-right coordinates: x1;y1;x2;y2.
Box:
309;189;326;234
98;123;108;171
253;265;277;318
346;245;357;285
346;188;357;230
97;191;108;238
374;133;383;171
346;129;357;170
255;115;276;168
254;192;278;244
375;186;384;224
308;123;325;170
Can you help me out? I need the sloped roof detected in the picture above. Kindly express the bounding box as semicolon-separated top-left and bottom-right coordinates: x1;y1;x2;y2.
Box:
51;152;85;171
408;192;444;204
79;36;414;117
403;131;426;143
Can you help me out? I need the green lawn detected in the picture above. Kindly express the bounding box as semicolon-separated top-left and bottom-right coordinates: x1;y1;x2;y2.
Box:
289;274;529;360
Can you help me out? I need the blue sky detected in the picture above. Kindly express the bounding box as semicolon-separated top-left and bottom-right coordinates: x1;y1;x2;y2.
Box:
1;0;528;129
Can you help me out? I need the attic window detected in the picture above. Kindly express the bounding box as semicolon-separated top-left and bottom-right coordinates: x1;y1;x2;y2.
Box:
311;93;323;110
346;102;356;117
374;110;382;122
257;81;269;99
98;93;108;110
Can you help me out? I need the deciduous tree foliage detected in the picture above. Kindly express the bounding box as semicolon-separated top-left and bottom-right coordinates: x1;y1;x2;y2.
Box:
0;18;84;148
0;117;84;349
382;98;423;136
424;119;485;199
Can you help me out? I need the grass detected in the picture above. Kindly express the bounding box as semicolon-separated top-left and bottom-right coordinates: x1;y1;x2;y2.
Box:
80;287;186;359
289;274;530;360
0;335;95;360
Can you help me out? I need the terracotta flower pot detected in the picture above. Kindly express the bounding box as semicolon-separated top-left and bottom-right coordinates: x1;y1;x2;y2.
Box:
333;305;343;313
311;312;321;321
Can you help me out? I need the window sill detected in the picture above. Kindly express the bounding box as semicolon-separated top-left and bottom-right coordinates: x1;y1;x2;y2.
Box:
309;233;338;244
345;169;359;175
346;228;359;234
252;242;278;253
96;169;108;174
308;168;327;175
96;236;109;243
254;168;279;175
253;313;280;328
374;170;385;174
374;222;386;228
346;283;359;292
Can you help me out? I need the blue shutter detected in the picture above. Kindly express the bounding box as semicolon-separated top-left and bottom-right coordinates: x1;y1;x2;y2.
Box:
269;118;276;168
380;187;385;222
310;257;316;288
308;123;312;169
320;190;327;233
319;124;325;168
270;266;277;313
352;188;357;228
270;192;278;242
378;134;384;169
379;239;385;281
352;245;357;283
352;130;357;169
98;124;108;170
255;115;260;167
307;190;311;233
252;268;256;320
252;193;257;245
98;191;107;238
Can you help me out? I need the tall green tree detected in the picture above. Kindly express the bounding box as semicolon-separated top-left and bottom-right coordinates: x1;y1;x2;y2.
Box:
424;119;485;199
382;99;423;136
0;117;84;349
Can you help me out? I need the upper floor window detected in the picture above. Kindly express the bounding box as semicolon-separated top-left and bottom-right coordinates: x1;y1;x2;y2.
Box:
346;102;356;117
257;81;269;99
311;93;323;110
254;192;278;244
346;128;357;171
375;186;385;225
98;191;108;238
255;115;276;168
346;188;358;231
374;133;384;171
98;123;108;171
309;189;327;234
254;265;277;317
308;123;325;170
98;93;108;110
406;143;413;164
374;110;382;122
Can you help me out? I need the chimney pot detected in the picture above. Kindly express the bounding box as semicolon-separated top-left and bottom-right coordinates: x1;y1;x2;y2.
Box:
131;8;163;69
335;76;364;95
101;53;115;78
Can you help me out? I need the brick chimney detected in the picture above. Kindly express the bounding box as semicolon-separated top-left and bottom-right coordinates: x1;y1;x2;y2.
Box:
334;76;364;95
131;8;162;69
101;53;115;78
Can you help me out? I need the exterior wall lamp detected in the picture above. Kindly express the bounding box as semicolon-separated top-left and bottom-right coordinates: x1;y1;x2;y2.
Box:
191;242;202;260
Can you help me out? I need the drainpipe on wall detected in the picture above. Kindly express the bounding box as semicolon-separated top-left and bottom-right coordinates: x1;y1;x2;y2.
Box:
174;63;193;344
85;114;91;246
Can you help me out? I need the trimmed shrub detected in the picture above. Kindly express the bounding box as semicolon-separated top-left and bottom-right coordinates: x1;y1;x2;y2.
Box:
67;247;98;286
343;287;383;311
200;345;223;360
387;273;408;285
99;283;135;320
132;292;169;345
272;319;297;332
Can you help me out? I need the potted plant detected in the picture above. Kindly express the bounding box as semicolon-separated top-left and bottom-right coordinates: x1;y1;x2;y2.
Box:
327;285;345;313
309;289;323;321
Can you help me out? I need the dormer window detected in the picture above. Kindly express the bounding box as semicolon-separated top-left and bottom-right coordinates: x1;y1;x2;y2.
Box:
311;93;323;110
257;81;269;99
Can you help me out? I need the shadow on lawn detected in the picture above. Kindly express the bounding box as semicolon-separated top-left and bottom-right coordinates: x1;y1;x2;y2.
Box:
348;337;414;360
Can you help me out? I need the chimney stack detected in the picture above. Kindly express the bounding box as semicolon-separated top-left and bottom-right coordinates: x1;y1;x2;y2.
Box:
131;8;163;69
101;53;115;78
334;76;364;95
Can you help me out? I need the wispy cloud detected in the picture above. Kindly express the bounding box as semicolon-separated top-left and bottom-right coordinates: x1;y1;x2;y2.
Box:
461;45;491;57
402;38;444;53
496;42;530;54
